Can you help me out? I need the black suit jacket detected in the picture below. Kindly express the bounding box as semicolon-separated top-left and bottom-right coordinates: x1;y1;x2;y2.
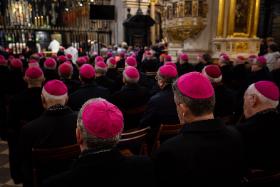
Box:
19;105;77;187
248;67;272;85
68;83;110;111
237;109;280;170
154;119;244;187
177;63;195;76
7;87;44;182
43;149;155;187
220;64;233;88
44;69;59;83
140;59;159;72
111;84;150;130
61;78;81;95
214;84;236;118
111;84;150;110
95;75;116;93
271;68;280;89
140;85;179;129
7;70;27;95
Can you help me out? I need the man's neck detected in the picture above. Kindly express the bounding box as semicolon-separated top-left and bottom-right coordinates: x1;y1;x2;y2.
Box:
186;113;214;124
95;73;104;78
247;106;276;119
28;84;42;88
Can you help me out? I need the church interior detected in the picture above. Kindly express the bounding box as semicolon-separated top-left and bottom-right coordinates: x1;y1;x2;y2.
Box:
0;0;280;186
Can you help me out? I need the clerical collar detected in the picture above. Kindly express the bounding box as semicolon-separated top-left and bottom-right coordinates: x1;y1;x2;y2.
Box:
47;104;65;111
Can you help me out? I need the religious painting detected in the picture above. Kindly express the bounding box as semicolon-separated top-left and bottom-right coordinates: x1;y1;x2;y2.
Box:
234;0;250;33
225;0;259;37
184;0;192;17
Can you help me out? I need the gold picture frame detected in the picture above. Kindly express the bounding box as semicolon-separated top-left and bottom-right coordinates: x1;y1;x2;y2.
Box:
217;0;260;38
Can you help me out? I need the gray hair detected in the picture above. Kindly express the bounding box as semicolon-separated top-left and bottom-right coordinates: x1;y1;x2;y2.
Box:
157;71;177;85
172;81;215;116
77;98;121;151
95;67;107;75
123;71;139;84
246;84;279;108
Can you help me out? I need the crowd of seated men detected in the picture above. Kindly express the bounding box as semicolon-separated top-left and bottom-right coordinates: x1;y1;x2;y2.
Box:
0;41;279;187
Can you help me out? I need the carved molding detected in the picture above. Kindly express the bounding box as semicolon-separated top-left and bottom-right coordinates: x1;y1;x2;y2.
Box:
161;0;208;43
162;17;207;42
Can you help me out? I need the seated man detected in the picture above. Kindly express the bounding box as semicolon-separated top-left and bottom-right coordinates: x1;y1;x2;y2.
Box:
68;64;110;111
154;72;244;187
140;65;179;130
202;65;236;120
95;61;116;93
106;57;122;91
176;53;194;76
7;67;45;184
58;62;80;94
43;58;59;82
237;81;280;170
43;98;155;187
19;80;78;187
112;66;150;130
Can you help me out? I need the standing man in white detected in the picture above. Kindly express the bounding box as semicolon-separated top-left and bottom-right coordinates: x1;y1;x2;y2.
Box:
48;36;60;53
65;43;78;64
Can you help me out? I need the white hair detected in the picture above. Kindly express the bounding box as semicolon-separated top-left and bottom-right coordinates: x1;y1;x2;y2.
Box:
202;67;222;84
95;66;108;74
42;88;68;103
247;84;279;108
122;71;139;84
44;64;57;70
125;63;137;68
106;59;117;69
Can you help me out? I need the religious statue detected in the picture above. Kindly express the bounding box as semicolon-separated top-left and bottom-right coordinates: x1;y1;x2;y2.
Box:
198;0;207;18
50;2;58;25
162;6;167;19
192;0;198;17
172;3;178;18
178;2;184;18
184;1;192;17
168;5;172;19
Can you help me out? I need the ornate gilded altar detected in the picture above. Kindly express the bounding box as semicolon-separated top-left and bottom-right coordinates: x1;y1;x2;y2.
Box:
213;0;261;57
161;0;208;43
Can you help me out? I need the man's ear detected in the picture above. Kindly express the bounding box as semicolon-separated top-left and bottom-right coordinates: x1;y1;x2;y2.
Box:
179;103;189;116
76;127;83;145
249;94;258;107
23;76;28;82
158;79;165;88
65;95;69;105
41;94;47;109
